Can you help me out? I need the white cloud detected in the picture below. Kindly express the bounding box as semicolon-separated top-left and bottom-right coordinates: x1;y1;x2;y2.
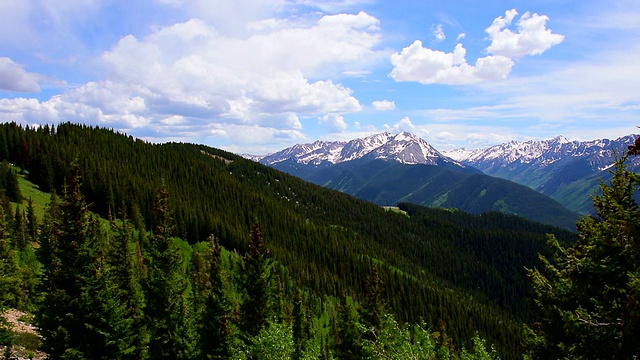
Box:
485;9;565;57
456;33;466;41
0;57;41;92
432;24;446;41
384;116;415;133
390;9;562;85
0;11;386;150
319;113;348;132
372;100;395;111
99;14;380;120
389;41;513;84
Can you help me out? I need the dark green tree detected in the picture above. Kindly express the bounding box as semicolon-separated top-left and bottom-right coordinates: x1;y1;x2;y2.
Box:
0;198;20;308
35;163;113;359
144;182;198;360
0;161;21;203
527;152;640;359
292;290;309;360
362;266;386;341
239;222;272;338
197;234;233;360
105;206;149;360
26;198;37;242
12;206;26;250
333;294;366;360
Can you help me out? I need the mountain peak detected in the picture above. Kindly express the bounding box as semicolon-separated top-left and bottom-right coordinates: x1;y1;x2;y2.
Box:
260;131;458;166
550;135;570;144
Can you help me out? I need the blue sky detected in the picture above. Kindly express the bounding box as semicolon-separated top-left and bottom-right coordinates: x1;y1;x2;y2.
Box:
1;0;639;154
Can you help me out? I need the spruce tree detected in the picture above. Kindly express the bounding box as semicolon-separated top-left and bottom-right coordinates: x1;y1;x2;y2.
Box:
36;163;112;359
292;290;309;360
362;266;386;340
144;182;198;360
105;207;148;360
333;294;365;360
198;234;233;360
0;199;20;308
527;152;640;359
239;222;272;338
26;198;37;241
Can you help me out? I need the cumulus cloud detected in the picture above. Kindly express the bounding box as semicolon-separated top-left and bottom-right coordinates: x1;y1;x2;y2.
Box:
384;116;416;133
99;14;380;120
485;9;565;57
0;11;385;149
390;41;513;84
319;113;348;132
0;57;41;92
390;9;562;85
372;100;395;111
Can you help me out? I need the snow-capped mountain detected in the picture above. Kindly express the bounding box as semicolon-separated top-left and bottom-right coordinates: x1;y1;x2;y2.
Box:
254;131;639;216
442;134;640;214
255;131;581;229
442;135;637;172
259;132;459;166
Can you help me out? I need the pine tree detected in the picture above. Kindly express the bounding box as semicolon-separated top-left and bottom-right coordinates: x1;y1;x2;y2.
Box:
239;222;272;338
527;152;640;359
362;266;386;341
0;198;20;308
333;294;366;360
12;205;26;250
36;163;110;359
0;161;21;203
105;207;148;360
198;234;233;360
292;290;309;360
144;182;198;360
26;198;37;241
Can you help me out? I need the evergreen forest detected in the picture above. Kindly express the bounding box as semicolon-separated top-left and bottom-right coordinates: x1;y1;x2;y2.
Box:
0;122;638;359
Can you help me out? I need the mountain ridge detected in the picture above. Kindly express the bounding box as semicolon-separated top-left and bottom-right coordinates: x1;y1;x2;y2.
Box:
259;131;464;167
252;132;639;215
442;134;640;213
252;132;582;230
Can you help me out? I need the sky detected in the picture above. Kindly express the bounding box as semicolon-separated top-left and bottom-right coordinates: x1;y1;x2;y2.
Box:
0;0;639;155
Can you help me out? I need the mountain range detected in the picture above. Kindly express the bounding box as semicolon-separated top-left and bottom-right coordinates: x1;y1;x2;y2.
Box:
442;134;640;214
254;131;640;229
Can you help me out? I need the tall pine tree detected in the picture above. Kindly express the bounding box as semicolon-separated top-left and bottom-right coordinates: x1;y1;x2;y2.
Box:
104;206;149;360
527;152;640;359
334;293;366;360
144;182;198;360
36;163;113;359
0;201;20;308
239;222;272;338
197;234;233;360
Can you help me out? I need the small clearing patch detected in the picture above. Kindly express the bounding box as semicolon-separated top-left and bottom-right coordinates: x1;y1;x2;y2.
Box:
382;206;409;216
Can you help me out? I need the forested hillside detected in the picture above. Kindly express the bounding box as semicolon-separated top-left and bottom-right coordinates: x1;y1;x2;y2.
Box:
0;122;578;359
286;158;580;230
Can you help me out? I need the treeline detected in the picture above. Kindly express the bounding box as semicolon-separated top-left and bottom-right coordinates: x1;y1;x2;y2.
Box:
0;122;577;358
